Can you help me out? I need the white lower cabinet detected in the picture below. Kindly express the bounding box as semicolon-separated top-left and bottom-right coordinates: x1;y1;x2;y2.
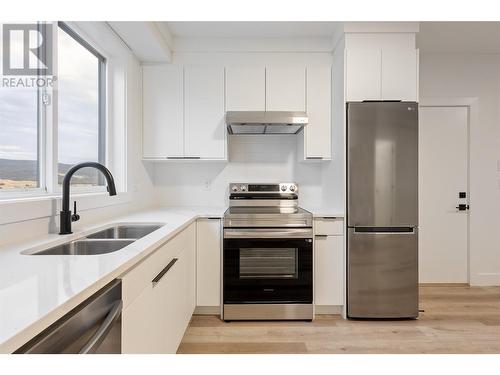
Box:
121;223;196;354
196;218;221;308
314;218;344;307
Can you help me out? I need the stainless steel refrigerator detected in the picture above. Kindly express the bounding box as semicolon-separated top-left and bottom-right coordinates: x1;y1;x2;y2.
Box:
347;101;419;319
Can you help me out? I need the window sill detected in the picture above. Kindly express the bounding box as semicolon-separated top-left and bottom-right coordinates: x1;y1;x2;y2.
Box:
0;191;132;226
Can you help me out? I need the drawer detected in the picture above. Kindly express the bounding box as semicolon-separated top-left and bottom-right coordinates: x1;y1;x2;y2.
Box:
120;225;191;308
314;217;343;236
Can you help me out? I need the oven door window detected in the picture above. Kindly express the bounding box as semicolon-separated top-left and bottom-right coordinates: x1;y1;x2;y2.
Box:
223;237;312;304
240;248;298;279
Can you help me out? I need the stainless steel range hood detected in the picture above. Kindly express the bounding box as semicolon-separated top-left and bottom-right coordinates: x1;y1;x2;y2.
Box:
226;111;308;135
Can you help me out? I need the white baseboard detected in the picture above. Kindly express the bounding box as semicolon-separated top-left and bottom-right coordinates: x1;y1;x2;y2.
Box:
314;305;343;315
194;306;220;315
470;273;500;286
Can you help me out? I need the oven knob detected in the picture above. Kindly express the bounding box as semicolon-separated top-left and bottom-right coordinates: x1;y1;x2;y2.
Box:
289;185;296;192
281;185;287;191
232;186;239;192
240;185;247;192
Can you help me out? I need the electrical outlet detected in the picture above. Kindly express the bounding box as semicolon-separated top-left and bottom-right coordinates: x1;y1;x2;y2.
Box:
203;180;211;191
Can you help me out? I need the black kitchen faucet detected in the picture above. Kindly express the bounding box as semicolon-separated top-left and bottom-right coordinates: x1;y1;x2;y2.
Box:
59;162;117;235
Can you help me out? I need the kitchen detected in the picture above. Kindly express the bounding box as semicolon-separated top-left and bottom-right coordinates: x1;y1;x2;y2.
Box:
1;1;500;373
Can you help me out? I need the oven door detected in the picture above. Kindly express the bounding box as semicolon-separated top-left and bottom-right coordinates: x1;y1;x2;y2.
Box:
223;228;313;304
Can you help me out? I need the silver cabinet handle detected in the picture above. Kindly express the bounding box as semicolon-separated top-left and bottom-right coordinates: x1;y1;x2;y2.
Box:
79;300;122;354
152;258;178;286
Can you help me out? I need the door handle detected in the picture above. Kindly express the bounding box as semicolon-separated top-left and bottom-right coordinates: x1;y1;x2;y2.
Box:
152;258;178;286
79;300;122;354
456;204;469;211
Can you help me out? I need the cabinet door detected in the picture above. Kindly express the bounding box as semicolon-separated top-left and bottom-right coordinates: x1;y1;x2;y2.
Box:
226;67;265;111
381;49;418;101
303;66;332;159
184;66;226;159
196;219;221;307
315;235;344;306
266;66;306;111
142;65;184;158
122;250;186;354
345;49;382;101
184;222;197;316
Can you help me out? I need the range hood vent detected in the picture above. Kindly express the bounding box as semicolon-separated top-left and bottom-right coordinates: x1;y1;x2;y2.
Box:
226;111;308;135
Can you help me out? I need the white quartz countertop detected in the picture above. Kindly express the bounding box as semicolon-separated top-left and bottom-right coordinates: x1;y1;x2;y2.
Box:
301;206;345;218
0;206;225;353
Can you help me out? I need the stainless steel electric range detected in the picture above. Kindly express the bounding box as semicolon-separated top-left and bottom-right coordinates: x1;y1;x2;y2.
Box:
222;183;314;321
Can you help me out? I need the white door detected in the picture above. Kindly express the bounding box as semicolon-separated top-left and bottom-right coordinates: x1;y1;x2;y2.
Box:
303;65;332;159
419;106;469;283
142;65;184;158
196;219;221;307
345;49;382;101
265;66;306;111
184;66;226;159
225;67;265;111
381;49;418;101
315;235;343;305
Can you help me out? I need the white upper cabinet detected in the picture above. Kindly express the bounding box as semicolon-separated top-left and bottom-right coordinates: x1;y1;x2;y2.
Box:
225;67;265;111
301;66;332;160
142;65;184;158
184;66;226;159
381;49;418;101
345;49;382;102
266;66;306;111
346;48;418;102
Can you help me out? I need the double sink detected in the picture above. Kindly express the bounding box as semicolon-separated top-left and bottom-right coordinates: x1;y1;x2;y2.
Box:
26;224;164;256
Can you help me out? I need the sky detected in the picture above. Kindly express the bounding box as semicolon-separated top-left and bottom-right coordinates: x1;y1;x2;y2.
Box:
0;23;100;165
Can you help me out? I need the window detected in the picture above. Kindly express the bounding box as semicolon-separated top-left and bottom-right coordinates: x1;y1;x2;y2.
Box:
57;22;106;187
0;24;41;190
0;22;107;197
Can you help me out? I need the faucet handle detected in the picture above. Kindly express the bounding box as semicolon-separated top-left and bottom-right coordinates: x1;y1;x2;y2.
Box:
71;201;80;222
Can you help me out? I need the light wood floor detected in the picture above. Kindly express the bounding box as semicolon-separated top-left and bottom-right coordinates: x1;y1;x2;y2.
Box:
178;285;500;354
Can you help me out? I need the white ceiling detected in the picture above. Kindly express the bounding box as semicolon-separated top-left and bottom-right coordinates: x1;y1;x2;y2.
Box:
165;21;342;38
418;22;500;53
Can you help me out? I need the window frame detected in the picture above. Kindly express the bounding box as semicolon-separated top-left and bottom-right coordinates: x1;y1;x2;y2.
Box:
56;21;107;191
0;21;109;199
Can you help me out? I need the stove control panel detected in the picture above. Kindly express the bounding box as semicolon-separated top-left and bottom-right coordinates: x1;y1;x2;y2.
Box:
229;183;298;194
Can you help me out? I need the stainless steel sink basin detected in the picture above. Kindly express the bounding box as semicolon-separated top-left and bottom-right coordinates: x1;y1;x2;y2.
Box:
86;224;164;239
31;239;135;256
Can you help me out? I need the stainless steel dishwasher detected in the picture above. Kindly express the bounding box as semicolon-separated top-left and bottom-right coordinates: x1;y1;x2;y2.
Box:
15;280;122;354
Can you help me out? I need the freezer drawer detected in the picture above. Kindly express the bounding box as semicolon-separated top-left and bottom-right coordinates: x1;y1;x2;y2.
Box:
347;102;418;227
347;227;418;319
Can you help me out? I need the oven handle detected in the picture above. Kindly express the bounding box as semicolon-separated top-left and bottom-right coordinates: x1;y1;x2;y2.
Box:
223;228;313;239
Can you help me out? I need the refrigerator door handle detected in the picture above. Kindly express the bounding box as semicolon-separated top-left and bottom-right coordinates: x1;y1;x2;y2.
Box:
353;227;415;234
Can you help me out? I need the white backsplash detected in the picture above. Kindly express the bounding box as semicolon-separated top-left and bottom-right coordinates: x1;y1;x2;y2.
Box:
154;135;326;208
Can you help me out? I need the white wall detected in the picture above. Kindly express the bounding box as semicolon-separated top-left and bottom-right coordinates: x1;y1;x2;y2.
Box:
0;23;155;247
419;52;500;285
155;135;324;208
153;51;338;210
